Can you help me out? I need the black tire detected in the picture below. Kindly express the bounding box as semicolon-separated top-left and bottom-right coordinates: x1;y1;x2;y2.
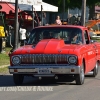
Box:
13;74;24;85
75;62;85;85
92;62;99;77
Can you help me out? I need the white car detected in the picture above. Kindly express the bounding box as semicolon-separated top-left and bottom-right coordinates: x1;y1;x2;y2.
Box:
89;31;97;38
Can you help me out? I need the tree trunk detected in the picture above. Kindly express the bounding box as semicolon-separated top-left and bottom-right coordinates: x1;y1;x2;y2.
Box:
89;4;95;20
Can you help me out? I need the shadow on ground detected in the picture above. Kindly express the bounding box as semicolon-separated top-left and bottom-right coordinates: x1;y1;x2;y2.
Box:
0;74;76;87
0;73;99;87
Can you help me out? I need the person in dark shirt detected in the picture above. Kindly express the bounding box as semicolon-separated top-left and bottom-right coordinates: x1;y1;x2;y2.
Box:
43;12;47;26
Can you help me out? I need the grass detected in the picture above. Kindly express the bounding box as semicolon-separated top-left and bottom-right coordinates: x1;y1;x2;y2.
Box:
0;47;12;66
0;67;9;74
91;37;100;42
0;47;12;74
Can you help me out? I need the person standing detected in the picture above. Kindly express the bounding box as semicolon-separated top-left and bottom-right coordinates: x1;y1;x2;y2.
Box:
55;16;62;25
67;14;72;25
43;12;47;26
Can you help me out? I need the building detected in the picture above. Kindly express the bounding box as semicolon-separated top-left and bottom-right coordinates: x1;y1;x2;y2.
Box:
95;6;100;19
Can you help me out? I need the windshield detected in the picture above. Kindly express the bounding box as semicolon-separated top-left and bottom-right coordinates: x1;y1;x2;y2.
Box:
27;27;83;45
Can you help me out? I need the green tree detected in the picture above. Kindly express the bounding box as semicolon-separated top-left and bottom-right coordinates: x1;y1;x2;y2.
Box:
86;0;100;19
43;0;100;19
43;0;70;12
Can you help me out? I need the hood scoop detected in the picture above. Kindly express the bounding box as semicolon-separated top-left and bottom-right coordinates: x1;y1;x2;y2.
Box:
34;39;65;53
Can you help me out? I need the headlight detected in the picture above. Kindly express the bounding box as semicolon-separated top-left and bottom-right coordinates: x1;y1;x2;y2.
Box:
12;56;20;65
68;56;77;64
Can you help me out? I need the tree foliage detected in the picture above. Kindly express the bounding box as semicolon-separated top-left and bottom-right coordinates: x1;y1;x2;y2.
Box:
43;0;70;12
43;0;100;11
43;0;100;19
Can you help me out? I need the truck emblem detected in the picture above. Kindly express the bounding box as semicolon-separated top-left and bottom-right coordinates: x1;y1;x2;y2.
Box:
58;50;62;53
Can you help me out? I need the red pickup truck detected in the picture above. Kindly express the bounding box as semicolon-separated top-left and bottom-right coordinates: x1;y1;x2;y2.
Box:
9;25;100;85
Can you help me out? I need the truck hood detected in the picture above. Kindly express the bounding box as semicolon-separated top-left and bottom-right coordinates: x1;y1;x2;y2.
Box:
12;39;82;55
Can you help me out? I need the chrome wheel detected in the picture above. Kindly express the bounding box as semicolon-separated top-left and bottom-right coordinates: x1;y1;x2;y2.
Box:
75;62;85;85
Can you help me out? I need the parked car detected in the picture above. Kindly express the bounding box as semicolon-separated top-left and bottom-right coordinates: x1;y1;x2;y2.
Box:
89;31;97;38
9;25;100;85
86;19;100;38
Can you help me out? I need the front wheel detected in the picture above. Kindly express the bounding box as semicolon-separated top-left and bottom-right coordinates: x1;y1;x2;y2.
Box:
75;62;85;85
13;74;24;85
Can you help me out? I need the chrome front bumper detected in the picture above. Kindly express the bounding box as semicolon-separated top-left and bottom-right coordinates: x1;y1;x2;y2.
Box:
9;65;81;76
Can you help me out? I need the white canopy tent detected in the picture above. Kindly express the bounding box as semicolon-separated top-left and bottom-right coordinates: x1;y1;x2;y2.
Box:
0;0;42;5
17;2;58;12
33;2;58;12
0;0;58;12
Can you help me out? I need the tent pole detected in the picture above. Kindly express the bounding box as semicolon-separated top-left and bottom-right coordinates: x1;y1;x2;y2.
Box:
32;5;34;28
41;5;43;26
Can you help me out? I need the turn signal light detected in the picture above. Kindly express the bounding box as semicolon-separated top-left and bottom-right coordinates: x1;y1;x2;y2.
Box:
71;69;75;72
14;69;18;72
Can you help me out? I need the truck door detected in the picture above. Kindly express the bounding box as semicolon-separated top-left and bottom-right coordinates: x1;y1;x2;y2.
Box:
84;30;97;72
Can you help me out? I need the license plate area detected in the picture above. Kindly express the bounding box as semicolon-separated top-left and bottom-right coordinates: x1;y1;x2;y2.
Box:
38;68;51;74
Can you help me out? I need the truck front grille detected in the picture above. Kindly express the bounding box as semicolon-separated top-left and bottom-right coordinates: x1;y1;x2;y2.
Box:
21;54;68;64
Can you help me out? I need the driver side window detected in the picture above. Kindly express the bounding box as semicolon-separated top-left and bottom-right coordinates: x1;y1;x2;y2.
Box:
84;30;89;44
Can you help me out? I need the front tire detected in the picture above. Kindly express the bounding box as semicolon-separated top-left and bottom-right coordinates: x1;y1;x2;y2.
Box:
13;74;24;85
75;62;85;85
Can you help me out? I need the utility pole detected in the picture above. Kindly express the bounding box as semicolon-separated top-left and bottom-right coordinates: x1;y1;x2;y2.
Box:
81;0;86;26
13;0;19;50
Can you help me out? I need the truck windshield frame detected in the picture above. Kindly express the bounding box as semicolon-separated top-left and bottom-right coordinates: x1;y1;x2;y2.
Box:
27;27;83;45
